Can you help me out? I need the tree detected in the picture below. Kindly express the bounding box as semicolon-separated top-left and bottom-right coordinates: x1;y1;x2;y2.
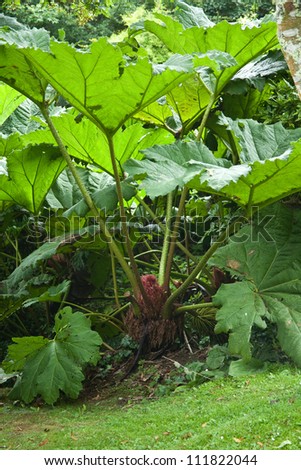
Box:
276;0;301;99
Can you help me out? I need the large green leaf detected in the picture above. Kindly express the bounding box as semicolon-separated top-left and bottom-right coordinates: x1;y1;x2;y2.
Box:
10;340;86;404
137;51;237;131
0;144;66;213
144;14;278;65
174;1;215;29
126;126;301;207
217;115;301;163
0;82;26;126
210;203;301;366
0;17;50;104
46;167;119;216
0;16;195;134
201;140;301;207
141;14;278;130
47;115;173;173
124;140;230;198
5;307;102;404
18;41;193;134
0;111;174;173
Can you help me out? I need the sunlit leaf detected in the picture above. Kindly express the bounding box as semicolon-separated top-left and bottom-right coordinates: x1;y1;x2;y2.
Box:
0;111;174;174
0;16;49;104
141;15;278;130
3;336;49;373
175;1;215;29
0;82;26;126
25;40;193;133
0;144;66;213
0;145;66;213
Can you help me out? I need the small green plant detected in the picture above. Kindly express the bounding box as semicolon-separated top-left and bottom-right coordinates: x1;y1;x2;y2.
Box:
95;334;139;380
166;345;230;386
255;75;301;128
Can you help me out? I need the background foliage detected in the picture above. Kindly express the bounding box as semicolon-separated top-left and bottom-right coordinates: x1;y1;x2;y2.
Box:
0;1;275;45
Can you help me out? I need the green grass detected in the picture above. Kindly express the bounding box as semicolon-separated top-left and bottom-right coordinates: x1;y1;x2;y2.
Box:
1;365;301;450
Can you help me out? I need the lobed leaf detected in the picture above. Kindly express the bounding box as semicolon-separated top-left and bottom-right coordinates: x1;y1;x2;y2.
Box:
124;140;230;198
9;341;85;404
210;203;301;366
126;125;301;208
217;115;301;163
6;307;102;404
0;82;26;126
25;40;194;134
141;15;278;130
175;1;215;29
3;336;49;373
0;144;66;213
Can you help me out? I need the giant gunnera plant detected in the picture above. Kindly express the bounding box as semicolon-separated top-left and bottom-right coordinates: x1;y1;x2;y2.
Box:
2;1;301;403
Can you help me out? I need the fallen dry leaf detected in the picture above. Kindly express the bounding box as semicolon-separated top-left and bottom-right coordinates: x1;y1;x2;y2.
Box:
38;439;49;447
181;432;192;440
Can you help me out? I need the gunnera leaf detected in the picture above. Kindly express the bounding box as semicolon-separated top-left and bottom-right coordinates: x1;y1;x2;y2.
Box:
6;307;102;404
210;203;301;366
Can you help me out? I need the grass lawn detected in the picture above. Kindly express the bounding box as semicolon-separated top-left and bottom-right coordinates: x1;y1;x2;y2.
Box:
0;364;301;450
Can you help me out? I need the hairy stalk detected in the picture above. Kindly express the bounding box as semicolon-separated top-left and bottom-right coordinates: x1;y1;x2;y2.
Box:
109;245;121;309
246;185;255;218
163;187;188;292
106;136;148;302
158;192;174;287
183;205;191;275
161;92;219;315
142;240;161;265
5;233;22;267
196;94;217;142
41;106;138;292
135;193;198;263
162;217;244;318
227;130;240;165
175;302;215;314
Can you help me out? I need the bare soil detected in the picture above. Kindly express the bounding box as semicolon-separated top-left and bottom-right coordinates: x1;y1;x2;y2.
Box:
81;345;210;405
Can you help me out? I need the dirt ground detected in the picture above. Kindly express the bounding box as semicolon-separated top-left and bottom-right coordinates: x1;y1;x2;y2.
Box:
81;345;210;405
